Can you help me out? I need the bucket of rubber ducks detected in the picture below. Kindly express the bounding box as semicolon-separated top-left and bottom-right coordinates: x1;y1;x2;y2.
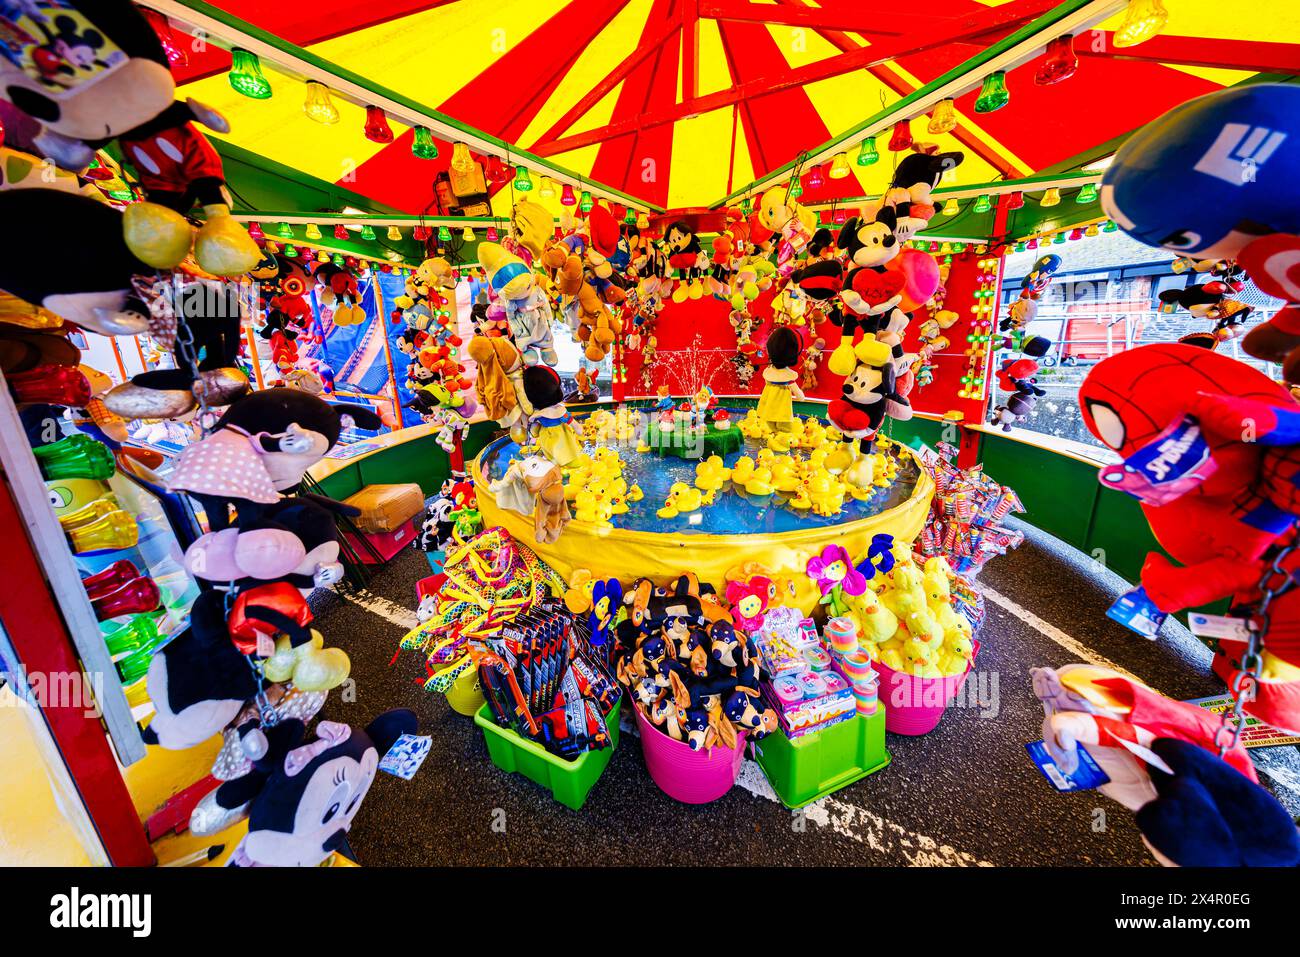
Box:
811;547;983;736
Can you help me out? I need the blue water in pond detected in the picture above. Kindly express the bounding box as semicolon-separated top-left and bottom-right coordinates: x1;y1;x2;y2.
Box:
478;408;921;535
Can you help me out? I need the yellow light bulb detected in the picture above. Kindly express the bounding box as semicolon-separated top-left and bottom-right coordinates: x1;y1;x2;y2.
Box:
928;98;957;134
387;226;402;241
305;223;322;240
539;177;557;199
828;153;852;179
1113;0;1168;48
303;81;340;125
1040;187;1061;207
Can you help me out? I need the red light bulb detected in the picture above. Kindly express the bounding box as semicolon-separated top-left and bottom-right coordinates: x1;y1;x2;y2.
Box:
91;577;161;621
82;560;142;601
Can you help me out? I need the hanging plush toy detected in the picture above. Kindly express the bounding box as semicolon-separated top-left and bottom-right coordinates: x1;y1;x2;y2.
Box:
1078;344;1300;732
0;188;151;336
1102;83;1300;380
168;389;382;530
227;710;418;866
522;365;582;467
313;262;365;326
664;220;704;302
480;240;556;365
1158;281;1253;348
755;186;816;277
467;335;531;442
828;333;910;487
0;1;258;275
884;152;964;241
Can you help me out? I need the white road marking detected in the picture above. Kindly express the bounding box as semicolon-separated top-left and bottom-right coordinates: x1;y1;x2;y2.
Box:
733;759;993;866
336;587;420;630
977;582;1143;684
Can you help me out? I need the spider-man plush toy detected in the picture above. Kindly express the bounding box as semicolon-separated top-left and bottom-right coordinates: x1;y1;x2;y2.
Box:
1079;343;1300;733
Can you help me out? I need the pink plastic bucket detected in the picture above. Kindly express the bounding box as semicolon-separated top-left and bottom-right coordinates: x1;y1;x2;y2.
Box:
874;641;980;736
634;704;747;804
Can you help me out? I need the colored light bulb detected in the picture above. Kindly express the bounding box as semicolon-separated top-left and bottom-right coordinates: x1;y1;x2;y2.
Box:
637;213;649;229
9;363;91;406
560;183;576;206
1053;232;1067;244
833;208;847;224
303;81;340;125
283;244;298;258
34;434;115;481
1069;228;1084;240
412;127;439;159
228;48;272;99
624;207;637;225
437;225;452;242
1026;237;1038;249
941;198;960;217
360;225;376;240
579;190;593;212
974;71;1010;113
973;194;991;213
1076;182;1098;203
787;177;803;199
91;577;161;621
83;561;141;605
1040;187;1061;207
384;225;400;242
485;226;498;241
1035;34;1078;86
246;221;265;242
1102;220;1118;232
363;105;394;144
1085;223;1100;238
304;223;322;240
1113;0;1168;48
888;119;912;151
462;226;474;241
68;510;138;554
805;165;825;190
828;153;851;180
856;136;879;167
276;221;294;239
103;613;162;656
1006;191;1025;210
333;253;345;266
331;224;347;240
539;177;556;199
450;142;475;173
928;98;957;134
513;166;534;192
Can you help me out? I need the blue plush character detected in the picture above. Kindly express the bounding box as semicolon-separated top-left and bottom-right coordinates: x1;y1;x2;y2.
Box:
588;578;623;647
1102;84;1300;378
1134;738;1300;867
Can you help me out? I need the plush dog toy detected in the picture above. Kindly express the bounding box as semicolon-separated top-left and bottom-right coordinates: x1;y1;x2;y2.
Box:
1079;343;1300;732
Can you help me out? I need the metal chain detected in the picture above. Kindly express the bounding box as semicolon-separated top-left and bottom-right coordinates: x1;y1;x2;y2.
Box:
1213;537;1299;756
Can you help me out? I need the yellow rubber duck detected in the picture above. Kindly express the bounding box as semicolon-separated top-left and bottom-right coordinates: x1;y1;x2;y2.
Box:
694;455;730;492
627;484;644;502
770;460;801;493
787;484;812;510
824;443;854;475
767;431;792;453
744;467;774;497
730;456;757;486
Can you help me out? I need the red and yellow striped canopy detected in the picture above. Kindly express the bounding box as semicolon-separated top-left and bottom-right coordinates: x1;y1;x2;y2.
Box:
163;0;1300;214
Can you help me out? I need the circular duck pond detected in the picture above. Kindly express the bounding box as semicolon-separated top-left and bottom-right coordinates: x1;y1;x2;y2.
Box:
472;406;935;590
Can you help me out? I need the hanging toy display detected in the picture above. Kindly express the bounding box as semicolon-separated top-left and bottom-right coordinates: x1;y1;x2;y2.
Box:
1078;343;1300;734
1101;83;1300;380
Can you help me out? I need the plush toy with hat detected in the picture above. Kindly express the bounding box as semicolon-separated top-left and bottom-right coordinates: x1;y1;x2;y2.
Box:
885;152;964;241
523;364;582;467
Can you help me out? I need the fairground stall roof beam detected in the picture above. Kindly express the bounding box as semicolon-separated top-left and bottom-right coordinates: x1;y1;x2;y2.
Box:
1077;32;1300;74
700;0;1057;40
146;0;665;213
711;0;1129;208
798;170;1103;210
532;0;1062;158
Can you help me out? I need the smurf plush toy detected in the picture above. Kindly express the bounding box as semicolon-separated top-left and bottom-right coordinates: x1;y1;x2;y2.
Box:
1102;84;1300;379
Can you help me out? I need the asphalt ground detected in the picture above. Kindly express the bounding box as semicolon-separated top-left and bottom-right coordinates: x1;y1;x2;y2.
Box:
309;518;1300;866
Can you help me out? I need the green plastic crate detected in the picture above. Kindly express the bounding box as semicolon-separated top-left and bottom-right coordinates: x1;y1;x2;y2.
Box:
474;699;621;810
754;710;890;809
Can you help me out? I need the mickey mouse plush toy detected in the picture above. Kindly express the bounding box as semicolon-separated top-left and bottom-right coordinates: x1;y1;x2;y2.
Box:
1158;281;1253;349
828;333;911;486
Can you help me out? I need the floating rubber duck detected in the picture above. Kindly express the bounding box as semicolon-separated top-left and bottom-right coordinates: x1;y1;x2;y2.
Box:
770;460;801;493
626;484;644;502
657;482;704;519
767;431;793;453
744;467;774;497
787;485;812;510
730;456;757;486
694;455;730;492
